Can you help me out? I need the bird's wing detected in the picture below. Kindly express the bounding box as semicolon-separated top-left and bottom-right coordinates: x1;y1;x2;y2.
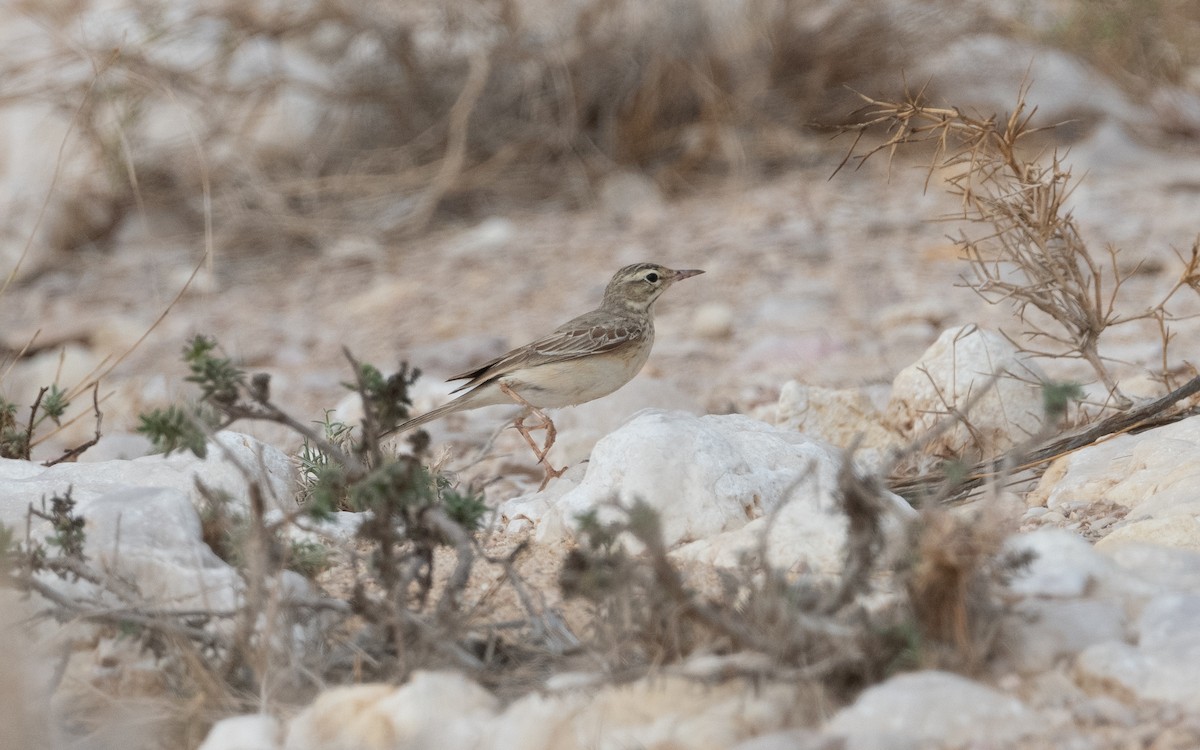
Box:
446;311;647;393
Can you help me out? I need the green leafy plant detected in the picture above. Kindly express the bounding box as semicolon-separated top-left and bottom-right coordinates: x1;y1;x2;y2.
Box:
133;334;489;676
0;384;80;460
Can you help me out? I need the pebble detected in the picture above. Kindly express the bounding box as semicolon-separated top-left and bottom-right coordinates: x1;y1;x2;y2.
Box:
1073;696;1137;727
692;302;735;340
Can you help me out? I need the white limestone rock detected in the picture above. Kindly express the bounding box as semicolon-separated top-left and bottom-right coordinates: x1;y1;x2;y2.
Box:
1098;516;1200;554
70;486;244;612
1004;529;1118;599
283;673;499;750
1028;416;1200;515
488;674;799;750
1098;542;1200;597
0;431;317;638
198;714;282;750
1027;416;1200;553
498;411;914;575
1075;593;1200;711
885;325;1047;459
774;380;902;459
0;98;118;281
278;669;801;750
825;670;1036;750
692;301;736;340
0;431;296;530
995;531;1131;674
545;377;703;468
730;730;832;750
1000;598;1127;675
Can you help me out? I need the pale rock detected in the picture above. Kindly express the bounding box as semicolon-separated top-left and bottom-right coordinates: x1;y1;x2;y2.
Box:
501;411;914;574
283;684;397;750
450;217;517;257
1072;694;1138;728
999;598;1127;674
325;234;384;263
1027;416;1200;522
330;391;367;436
1022;667;1089;711
1075;593;1200;711
1118;373;1171;401
1066;120;1166;177
730;730;835;750
479;689;591;750
284;673;498;750
1004;529;1117;598
825;671;1036;750
198;714;282;750
885;325;1047;459
497;473;578;534
692;301;736;340
0;100;118;281
78;432;155;462
598;170;665;229
339;277;423;321
285;510;363;547
914;34;1145;128
774;381;902;456
545;377;702;467
670;476;913;574
1022;506;1049;521
89;314;151;360
484;674;800;750
1097;516;1200;554
0;431;296;529
170;265;222;296
370;671;499;749
0;614;55;750
1151;84;1200;137
1139;593;1200;648
1098;542;1200;596
70;486;243;612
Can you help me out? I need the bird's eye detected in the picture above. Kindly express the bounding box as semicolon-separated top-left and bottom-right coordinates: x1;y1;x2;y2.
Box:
645;272;660;283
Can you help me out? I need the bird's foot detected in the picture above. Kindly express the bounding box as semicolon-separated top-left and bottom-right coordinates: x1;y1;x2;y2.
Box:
502;383;567;487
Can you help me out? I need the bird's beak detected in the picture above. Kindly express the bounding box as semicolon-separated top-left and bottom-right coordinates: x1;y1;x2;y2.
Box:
670;269;704;282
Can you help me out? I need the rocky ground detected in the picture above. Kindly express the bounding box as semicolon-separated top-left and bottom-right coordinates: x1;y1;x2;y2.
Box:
3;1;1200;749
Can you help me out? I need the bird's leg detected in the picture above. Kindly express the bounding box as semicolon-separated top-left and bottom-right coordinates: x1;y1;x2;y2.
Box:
498;382;555;460
499;383;566;488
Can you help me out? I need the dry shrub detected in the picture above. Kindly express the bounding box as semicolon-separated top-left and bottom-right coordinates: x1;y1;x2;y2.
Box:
904;500;1030;671
840;84;1200;408
561;454;917;694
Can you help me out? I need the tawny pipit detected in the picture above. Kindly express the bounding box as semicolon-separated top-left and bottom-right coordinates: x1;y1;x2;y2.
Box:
395;262;703;485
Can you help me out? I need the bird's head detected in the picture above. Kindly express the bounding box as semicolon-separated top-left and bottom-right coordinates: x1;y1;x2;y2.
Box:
601;263;704;313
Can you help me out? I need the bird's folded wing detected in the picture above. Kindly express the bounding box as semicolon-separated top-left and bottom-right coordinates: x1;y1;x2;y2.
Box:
447;314;646;393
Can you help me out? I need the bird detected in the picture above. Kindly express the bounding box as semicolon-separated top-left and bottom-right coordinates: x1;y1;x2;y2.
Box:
393;262;703;486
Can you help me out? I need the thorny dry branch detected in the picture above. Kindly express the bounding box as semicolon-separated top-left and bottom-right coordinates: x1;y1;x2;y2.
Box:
839;83;1200;407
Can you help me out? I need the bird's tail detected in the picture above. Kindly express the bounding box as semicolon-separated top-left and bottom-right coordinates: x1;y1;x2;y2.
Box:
383;391;473;437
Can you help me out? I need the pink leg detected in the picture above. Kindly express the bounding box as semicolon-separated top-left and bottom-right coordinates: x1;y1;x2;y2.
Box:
499;383;566;489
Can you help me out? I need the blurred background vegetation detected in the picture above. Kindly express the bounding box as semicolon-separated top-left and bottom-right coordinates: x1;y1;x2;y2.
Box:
2;0;1190;255
3;0;1197;269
